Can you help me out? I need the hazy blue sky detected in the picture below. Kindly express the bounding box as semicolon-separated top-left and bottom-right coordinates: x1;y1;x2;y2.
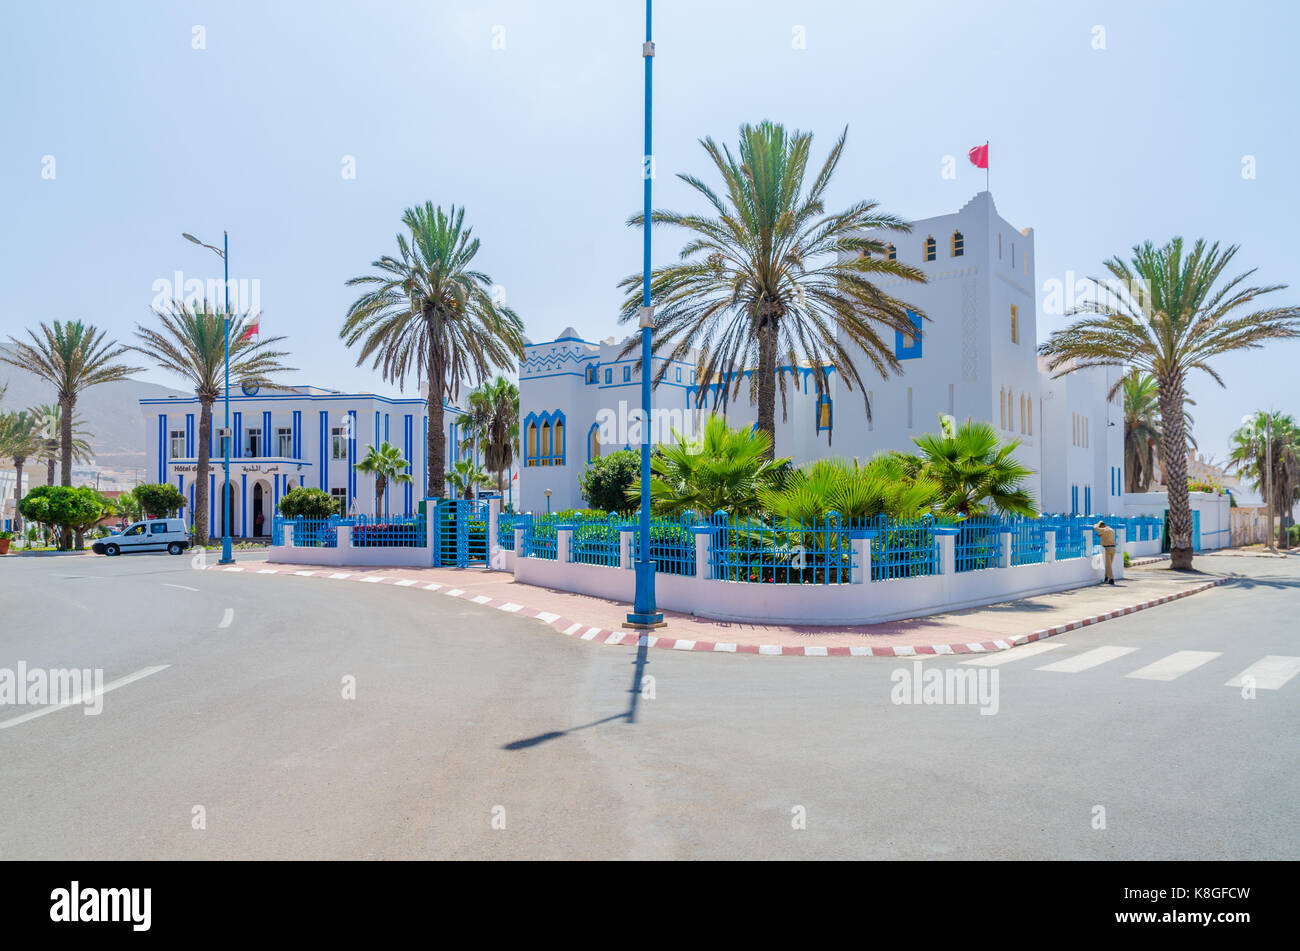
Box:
4;0;1297;464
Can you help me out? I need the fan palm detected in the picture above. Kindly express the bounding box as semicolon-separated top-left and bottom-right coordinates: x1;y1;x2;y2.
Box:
131;299;293;544
1040;238;1300;568
642;414;790;517
1228;412;1300;549
899;418;1037;517
617;121;927;455
758;454;940;523
29;403;94;487
342;203;525;499
0;320;140;488
354;441;413;516
458;376;519;496
0;410;41;531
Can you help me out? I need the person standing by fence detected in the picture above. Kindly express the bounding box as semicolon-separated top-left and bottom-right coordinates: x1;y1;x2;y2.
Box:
1093;519;1117;585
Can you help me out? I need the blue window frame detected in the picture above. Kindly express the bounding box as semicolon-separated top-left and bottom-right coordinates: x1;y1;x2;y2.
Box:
1084;486;1091;514
623;365;631;382
586;366;597;384
604;368;612;385
895;310;922;360
675;367;682;383
815;393;832;433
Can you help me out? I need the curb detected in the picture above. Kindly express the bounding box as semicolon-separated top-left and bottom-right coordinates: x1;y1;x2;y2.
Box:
206;564;1231;658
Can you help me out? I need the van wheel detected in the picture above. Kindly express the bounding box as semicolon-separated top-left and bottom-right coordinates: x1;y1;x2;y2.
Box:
168;543;184;555
104;544;120;556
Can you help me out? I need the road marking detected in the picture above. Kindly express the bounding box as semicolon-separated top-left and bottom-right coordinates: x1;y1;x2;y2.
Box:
1126;650;1222;682
1037;645;1139;673
257;569;277;574
393;579;416;587
162;583;198;592
445;588;464;597
218;608;234;628
329;572;350;579
962;641;1065;666
0;665;170;730
498;602;522;612
471;594;491;604
360;577;384;583
536;611;560;623
1225;656;1300;690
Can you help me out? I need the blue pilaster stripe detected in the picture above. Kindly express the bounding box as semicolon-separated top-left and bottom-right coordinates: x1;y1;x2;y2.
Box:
188;483;194;529
177;474;184;518
422;415;428;499
348;410;358;508
186;414;194;458
293;410;302;459
262;411;271;458
158;414;167;481
240;473;247;537
404;414;413;515
233;411;242;459
319;411;328;490
209;473;216;538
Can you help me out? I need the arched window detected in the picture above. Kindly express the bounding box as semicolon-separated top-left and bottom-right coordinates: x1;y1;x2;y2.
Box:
588;424;600;462
586;366;596;384
553;419;564;466
886;244;896;261
924;236;936;262
1010;304;1020;344
540;422;552;466
526;421;538;467
951;231;964;257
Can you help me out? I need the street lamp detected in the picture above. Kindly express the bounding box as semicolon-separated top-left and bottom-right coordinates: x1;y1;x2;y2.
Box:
544;488;552;515
184;230;235;565
626;0;664;630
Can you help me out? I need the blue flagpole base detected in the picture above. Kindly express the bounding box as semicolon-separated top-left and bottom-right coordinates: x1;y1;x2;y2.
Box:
623;613;666;629
626;559;664;628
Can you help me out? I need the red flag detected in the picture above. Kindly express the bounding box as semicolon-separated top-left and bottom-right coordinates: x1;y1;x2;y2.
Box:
239;317;259;341
968;143;989;169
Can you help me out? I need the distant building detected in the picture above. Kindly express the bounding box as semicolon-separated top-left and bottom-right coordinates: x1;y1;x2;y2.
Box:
140;383;474;538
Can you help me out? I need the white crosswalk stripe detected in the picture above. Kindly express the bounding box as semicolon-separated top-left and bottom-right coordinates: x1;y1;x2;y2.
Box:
1125;650;1222;682
1225;656;1300;691
1036;645;1139;673
961;641;1065;666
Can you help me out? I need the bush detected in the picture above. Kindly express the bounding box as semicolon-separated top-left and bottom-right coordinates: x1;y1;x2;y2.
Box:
134;482;186;518
578;450;640;515
278;487;338;519
17;485;109;551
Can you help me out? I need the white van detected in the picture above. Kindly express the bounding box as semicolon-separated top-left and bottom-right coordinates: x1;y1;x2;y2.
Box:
92;518;192;556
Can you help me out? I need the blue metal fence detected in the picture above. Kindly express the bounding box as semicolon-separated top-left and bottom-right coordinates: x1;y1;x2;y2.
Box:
709;515;855;584
272;517;340;548
1011;517;1046;565
351;515;426;548
636;514;699;577
954;516;1003;572
871;516;941;581
569;514;625;567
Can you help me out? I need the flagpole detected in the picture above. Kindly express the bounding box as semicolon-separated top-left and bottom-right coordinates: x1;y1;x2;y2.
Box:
985;140;989;192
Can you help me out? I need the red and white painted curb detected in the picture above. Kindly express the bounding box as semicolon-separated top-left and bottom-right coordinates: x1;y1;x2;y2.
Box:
205;564;1228;658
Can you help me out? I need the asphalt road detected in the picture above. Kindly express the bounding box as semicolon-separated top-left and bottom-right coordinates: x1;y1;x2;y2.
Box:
0;550;1296;859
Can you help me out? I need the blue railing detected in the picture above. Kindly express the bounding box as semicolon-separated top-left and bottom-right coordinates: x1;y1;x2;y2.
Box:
272;516;340;548
1011;517;1046;565
569;513;624;567
709;515;855;584
871;515;942;580
955;516;1003;572
351;515;426;548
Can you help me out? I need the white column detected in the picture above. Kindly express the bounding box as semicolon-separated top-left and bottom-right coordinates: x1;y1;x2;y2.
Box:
694;528;712;581
487;497;501;554
938;532;956;575
282;524;294;547
620;526;635;570
999;530;1013;569
1044;530;1057;563
1113;527;1126;579
851;533;872;584
556;524;574;564
514;527;526;556
337;524;354;567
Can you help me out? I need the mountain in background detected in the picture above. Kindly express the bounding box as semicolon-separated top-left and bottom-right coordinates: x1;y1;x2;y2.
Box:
0;367;190;472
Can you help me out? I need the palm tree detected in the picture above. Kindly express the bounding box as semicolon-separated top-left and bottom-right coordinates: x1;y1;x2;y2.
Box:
1040;238;1300;568
759;454;940;523
1228;412;1300;549
898;418;1037;517
0;410;41;531
30;404;93;487
643;414;790;517
446;458;490;500
354;441;413;516
0;321;140;488
131;299;293;545
1120;372;1196;493
618;121;927;455
342;203;525;499
459;376;519;496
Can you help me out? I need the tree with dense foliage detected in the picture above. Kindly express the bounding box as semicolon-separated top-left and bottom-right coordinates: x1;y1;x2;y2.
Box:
132;299;293;545
354;442;414;516
897;418;1037;517
759;454;941;522
459;375;519;496
342;203;525;498
29;404;93;487
579;449;641;515
643;414;790;516
0;321;140;486
1229;411;1300;549
1040;238;1300;568
17;484;108;551
618;121;927;455
112;488;143;523
134;482;187;520
277;487;338;520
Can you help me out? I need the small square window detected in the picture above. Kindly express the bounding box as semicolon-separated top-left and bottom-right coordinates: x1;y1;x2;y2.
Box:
604;368;612;384
623;365;631;382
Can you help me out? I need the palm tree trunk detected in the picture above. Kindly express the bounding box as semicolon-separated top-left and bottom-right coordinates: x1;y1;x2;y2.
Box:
12;458;23;533
376;475;385;517
194;399;213;545
46;456;55;486
427;341;447;499
755;312;778;459
60;396;74;487
1157;378;1194;569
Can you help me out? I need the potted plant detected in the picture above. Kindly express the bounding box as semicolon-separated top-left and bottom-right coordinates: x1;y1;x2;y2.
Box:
0;530;12;555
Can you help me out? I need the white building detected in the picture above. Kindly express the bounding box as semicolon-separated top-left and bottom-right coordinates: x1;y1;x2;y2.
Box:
519;191;1126;517
139;384;475;538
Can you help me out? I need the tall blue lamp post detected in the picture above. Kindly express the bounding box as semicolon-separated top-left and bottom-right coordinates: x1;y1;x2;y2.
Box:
626;0;664;629
183;230;235;566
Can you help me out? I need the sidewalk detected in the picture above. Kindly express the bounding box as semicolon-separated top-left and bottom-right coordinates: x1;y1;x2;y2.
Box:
238;558;1230;656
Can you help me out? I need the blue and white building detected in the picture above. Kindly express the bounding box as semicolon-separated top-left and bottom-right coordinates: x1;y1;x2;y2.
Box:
518;191;1130;518
140;384;474;538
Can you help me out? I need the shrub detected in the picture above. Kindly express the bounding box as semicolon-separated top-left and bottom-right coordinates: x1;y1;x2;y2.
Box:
134;482;186;519
578;450;640;515
278;487;338;519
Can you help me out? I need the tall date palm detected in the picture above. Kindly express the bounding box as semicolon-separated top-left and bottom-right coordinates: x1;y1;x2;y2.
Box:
458;375;519;496
1040;238;1300;568
132;299;293;545
342;203;525;499
618;121;927;455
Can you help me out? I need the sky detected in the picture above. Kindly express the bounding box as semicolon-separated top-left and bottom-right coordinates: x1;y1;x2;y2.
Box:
3;0;1298;466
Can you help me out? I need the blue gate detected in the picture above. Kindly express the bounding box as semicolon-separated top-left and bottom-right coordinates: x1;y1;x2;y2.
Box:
431;499;490;567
